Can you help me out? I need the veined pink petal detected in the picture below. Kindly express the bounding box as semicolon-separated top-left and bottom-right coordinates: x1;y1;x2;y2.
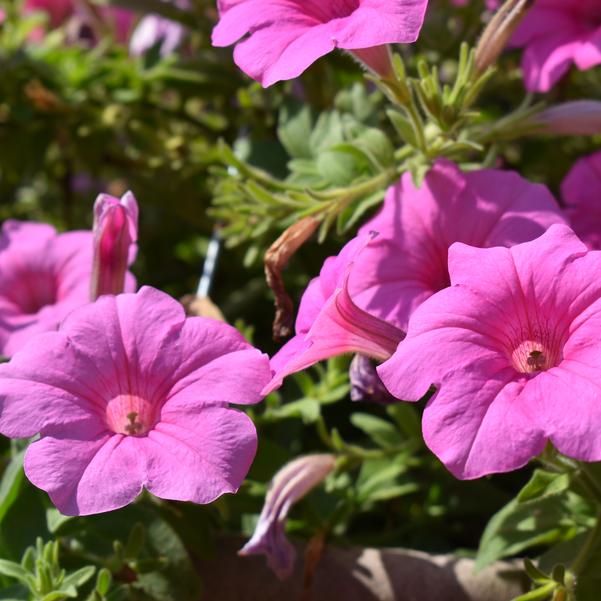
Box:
212;0;429;87
0;286;271;515
379;225;601;479
511;1;601;91
267;160;564;393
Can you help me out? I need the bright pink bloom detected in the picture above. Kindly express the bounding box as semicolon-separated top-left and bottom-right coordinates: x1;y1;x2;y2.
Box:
562;150;601;251
265;161;565;393
511;0;601;92
0;286;271;515
211;0;429;87
25;0;72;28
91;191;138;300
0;221;94;357
379;225;601;479
240;454;335;579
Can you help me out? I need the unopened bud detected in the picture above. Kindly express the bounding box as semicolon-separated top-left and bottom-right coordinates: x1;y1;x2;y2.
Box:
91;191;139;300
475;0;534;74
531;101;601;136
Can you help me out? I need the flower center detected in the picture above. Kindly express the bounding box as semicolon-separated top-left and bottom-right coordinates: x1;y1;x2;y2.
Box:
105;394;156;436
302;0;360;22
510;339;560;374
5;270;57;315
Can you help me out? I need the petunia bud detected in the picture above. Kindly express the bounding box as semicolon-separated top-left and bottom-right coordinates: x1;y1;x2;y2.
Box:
91;191;139;300
531;101;601;136
349;354;396;404
239;454;336;580
474;0;534;74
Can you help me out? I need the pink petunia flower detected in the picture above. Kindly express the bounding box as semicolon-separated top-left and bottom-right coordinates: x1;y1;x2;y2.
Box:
0;286;271;515
211;0;429;87
91;191;139;300
265;160;565;393
379;224;601;479
561;150;601;250
240;454;335;579
511;0;601;92
0;221;94;357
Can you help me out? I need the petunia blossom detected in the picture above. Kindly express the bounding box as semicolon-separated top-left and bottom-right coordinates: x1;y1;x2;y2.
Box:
511;0;601;92
379;225;601;479
240;454;336;579
561;150;601;250
211;0;429;87
0;286;271;515
0;221;94;357
265;160;565;393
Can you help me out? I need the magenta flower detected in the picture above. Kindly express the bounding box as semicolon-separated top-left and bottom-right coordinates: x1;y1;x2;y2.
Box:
0;286;271;515
211;0;429;87
0;221;94;357
379;225;601;479
562;150;601;250
265;161;565;393
91;192;139;300
240;454;335;579
511;0;601;92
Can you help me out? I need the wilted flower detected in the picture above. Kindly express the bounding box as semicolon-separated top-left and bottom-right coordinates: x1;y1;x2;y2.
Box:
511;0;601;92
380;225;601;479
349;354;395;403
0;286;271;515
91;191;139;300
562;150;601;250
0;221;93;357
130;0;189;57
240;454;336;579
211;0;429;87
265;160;565;393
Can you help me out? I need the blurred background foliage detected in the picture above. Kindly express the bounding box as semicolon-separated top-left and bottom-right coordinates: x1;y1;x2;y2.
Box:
1;0;601;598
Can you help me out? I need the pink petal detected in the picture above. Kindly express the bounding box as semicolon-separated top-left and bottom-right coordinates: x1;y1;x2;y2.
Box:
25;421;146;516
142;405;258;504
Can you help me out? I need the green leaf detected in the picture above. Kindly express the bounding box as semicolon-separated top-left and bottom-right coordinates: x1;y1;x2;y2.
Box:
265;399;321;424
95;569;112;595
517;470;570;504
278;102;314;159
0;561;29;584
60;566;96;590
0;450;25;526
350;413;402;449
510;582;556;601
476;491;588;570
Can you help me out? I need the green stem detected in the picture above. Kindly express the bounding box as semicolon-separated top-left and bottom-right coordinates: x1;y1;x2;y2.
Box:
570;512;601;577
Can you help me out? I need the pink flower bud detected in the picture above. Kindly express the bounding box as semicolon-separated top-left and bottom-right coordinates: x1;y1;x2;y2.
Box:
533;101;601;136
239;454;336;580
91;191;139;300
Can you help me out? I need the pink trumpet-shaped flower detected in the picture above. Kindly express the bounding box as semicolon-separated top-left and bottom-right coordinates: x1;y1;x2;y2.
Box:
91;191;138;300
561;150;601;250
379;225;601;479
265;160;565;393
0;286;271;515
511;0;601;92
240;454;336;579
211;0;429;87
0;221;94;357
